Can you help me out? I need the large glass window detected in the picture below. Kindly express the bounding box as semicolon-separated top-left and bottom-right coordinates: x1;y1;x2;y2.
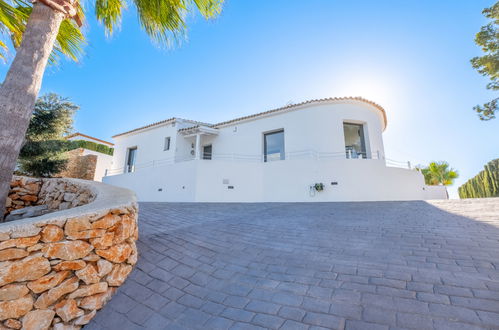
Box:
343;123;366;159
126;147;137;172
264;130;285;162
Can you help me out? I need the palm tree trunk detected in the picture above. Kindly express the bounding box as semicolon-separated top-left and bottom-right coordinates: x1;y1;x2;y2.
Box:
0;2;64;220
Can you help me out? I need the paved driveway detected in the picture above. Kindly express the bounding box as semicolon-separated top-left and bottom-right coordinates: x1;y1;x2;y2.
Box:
87;199;499;329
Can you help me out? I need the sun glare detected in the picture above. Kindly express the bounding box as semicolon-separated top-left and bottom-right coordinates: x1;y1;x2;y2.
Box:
328;68;411;124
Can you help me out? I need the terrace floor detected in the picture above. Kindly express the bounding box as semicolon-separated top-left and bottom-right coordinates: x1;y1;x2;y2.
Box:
87;199;499;329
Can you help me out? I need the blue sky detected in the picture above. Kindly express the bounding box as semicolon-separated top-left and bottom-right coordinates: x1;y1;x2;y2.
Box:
2;0;498;198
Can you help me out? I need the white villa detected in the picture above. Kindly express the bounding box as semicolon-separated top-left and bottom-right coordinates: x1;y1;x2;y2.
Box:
103;97;447;202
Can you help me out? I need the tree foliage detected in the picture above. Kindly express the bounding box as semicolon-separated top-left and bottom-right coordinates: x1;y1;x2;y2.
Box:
0;0;85;62
459;159;499;198
18;93;79;177
416;161;459;186
471;2;499;120
0;0;223;63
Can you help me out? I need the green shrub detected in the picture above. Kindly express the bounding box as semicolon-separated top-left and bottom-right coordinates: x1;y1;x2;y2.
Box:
18;94;78;177
69;140;114;156
458;159;499;198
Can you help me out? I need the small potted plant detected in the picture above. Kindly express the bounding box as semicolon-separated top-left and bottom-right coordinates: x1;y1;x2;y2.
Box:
314;183;324;192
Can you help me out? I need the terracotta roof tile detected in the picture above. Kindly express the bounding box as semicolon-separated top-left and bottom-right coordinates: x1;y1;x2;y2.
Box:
178;125;200;133
112;118;209;138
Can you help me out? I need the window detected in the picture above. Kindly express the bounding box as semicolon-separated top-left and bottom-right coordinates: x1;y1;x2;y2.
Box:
126;147;137;172
164;137;171;151
203;145;212;160
343;123;366;159
264;130;285;162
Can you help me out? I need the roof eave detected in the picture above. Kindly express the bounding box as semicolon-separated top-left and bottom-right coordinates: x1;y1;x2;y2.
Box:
212;97;388;131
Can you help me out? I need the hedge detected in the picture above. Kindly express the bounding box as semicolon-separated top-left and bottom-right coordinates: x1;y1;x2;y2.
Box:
69;140;114;156
458;158;499;199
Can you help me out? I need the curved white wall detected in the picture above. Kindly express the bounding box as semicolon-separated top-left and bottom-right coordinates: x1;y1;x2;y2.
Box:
210;101;385;160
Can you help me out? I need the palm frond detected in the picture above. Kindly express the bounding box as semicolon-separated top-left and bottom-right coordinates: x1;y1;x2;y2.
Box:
1;0;85;63
0;0;27;59
192;0;223;18
0;0;26;37
0;39;7;60
95;0;126;36
51;18;85;63
422;161;459;186
0;0;223;64
131;0;223;46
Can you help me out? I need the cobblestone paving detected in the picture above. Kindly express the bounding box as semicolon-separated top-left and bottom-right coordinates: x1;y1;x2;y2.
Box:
87;199;499;329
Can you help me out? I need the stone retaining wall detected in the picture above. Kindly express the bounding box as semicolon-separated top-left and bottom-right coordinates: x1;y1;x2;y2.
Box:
6;176;95;219
0;178;138;329
57;149;98;181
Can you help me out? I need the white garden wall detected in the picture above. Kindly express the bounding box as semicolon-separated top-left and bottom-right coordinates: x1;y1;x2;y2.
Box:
104;159;447;202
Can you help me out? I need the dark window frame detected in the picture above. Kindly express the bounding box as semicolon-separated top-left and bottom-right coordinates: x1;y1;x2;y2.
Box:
164;137;171;151
126;147;137;173
203;144;212;160
263;129;285;162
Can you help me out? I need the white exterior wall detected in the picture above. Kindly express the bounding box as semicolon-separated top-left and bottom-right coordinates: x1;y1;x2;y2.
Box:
422;185;449;200
104;159;446;202
209;102;385;160
112;121;194;173
103;161;197;201
104;100;447;202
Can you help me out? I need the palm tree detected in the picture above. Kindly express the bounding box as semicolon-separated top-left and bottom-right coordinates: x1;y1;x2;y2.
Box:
0;0;224;219
418;161;459;186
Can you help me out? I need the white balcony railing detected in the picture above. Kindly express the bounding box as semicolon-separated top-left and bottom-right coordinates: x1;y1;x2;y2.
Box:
104;149;412;177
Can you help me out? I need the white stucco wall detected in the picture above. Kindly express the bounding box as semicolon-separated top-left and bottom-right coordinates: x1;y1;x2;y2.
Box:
104;161;197;202
104;100;447;202
109;101;386;173
422;185;449;200
112;122;187;173
209;102;385;161
103;159;446;202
